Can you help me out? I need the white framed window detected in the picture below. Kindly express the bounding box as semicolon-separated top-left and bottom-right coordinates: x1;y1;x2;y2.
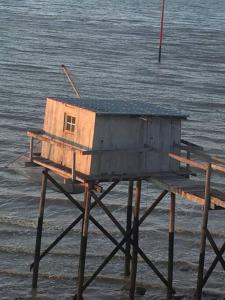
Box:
64;114;76;133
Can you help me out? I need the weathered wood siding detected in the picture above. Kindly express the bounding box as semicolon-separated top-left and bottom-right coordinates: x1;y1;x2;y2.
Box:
90;115;181;176
144;117;181;172
90;115;143;176
41;98;96;175
41;98;182;177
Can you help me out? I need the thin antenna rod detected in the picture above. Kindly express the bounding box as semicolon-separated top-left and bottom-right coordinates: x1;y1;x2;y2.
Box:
61;64;80;98
158;0;165;63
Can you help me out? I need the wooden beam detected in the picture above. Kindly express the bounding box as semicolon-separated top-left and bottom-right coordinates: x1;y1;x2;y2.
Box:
169;153;208;171
211;163;225;174
27;130;85;153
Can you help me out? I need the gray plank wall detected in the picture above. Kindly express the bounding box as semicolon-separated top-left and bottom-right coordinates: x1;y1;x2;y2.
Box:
90;115;181;176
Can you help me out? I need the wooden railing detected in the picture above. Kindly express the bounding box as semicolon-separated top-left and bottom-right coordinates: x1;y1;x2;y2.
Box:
174;139;225;174
169;141;225;209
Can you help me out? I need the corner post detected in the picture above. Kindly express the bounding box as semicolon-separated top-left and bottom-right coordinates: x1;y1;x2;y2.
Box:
167;192;176;300
76;182;92;300
129;180;142;299
32;168;48;289
124;180;134;277
196;163;212;299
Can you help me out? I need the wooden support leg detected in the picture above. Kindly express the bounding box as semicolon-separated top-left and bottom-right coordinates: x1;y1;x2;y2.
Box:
196;165;211;299
129;180;141;300
125;180;134;277
80;191;169;294
167;193;176;300
32;169;48;289
76;183;92;300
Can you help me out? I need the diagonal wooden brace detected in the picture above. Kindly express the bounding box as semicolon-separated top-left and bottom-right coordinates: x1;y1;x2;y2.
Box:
78;190;173;294
30;176;129;270
206;229;225;270
203;241;225;287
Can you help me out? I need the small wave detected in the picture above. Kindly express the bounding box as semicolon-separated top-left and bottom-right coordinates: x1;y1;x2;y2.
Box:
0;246;33;256
0;216;36;229
176;227;225;239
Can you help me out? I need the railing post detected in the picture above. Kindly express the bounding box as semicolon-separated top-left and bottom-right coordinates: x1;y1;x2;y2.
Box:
186;150;190;177
196;163;212;299
30;137;34;162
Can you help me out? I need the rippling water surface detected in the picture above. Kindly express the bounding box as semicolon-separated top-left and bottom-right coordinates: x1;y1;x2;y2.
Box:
1;0;225;299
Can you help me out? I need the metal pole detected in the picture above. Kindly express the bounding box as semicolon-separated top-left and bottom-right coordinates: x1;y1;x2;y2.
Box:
76;183;92;300
167;193;176;300
129;180;142;299
32;169;48;289
196;164;211;299
124;180;134;277
158;0;165;63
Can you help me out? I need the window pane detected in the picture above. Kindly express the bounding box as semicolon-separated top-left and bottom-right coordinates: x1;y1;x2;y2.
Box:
64;114;76;132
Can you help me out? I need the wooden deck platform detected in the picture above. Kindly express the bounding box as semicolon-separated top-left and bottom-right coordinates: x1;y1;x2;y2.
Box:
149;172;225;209
32;156;157;182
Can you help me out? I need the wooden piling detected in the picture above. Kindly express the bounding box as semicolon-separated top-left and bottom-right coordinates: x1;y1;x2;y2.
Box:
76;183;92;300
196;164;211;299
167;192;176;300
124;180;134;277
129;180;142;299
32;169;48;289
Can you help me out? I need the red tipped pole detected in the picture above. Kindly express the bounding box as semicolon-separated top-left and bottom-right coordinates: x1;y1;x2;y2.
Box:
158;0;165;63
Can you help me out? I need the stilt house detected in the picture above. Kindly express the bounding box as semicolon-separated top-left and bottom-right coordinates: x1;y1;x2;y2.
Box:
28;97;187;181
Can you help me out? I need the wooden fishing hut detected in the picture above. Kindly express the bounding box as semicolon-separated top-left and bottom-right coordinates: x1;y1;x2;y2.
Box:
27;97;225;299
28;98;186;300
30;97;185;178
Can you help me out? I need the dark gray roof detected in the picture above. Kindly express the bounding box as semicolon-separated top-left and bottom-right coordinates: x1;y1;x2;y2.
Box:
50;97;188;119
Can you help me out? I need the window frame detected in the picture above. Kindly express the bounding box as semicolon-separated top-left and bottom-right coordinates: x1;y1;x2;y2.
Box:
64;113;76;133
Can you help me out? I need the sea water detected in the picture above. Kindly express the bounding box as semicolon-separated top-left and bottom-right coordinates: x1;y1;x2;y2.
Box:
0;0;225;299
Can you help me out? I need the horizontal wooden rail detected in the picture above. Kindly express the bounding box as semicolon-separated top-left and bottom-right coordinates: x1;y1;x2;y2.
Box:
170;152;225;174
169;153;208;171
176;140;225;168
28;130;156;156
211;163;225;174
27;130;86;153
82;146;155;155
211;156;225;166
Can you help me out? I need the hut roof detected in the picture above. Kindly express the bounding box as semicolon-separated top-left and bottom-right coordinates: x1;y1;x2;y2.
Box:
49;97;188;119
